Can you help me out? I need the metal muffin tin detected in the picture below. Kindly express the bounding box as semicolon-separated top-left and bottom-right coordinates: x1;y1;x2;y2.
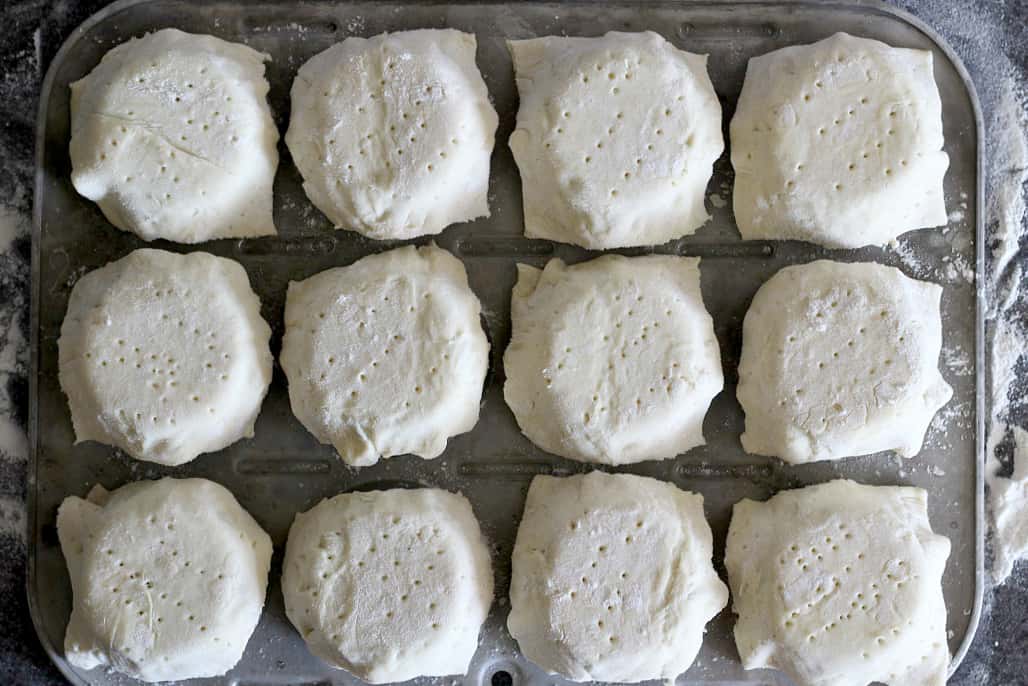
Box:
29;1;985;684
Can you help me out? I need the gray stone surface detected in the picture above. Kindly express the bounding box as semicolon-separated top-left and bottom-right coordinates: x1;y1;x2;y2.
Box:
0;0;1024;684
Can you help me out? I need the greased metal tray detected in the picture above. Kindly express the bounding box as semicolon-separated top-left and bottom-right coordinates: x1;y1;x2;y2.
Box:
29;2;985;685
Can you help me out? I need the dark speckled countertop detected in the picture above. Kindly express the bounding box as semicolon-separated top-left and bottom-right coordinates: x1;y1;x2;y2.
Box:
0;1;1025;684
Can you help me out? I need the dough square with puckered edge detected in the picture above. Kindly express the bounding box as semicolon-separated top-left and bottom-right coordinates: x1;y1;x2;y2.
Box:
725;479;951;686
282;488;493;683
730;32;949;248
70;28;278;243
280;244;489;467
286;29;497;240
508;31;723;249
508;471;727;683
503;254;723;465
58;249;273;466
57;477;272;683
737;259;951;464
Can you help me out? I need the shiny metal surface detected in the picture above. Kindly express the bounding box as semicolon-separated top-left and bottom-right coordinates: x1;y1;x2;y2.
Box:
29;2;984;684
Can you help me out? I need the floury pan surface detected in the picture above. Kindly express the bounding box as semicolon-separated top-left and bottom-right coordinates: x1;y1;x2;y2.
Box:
29;2;984;684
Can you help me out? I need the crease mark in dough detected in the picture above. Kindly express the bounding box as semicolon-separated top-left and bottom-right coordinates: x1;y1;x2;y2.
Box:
88;111;230;173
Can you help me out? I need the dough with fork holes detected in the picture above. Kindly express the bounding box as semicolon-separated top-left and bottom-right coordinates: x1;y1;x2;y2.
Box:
286;29;497;239
730;32;948;248
280;245;489;466
508;31;723;249
737;259;951;464
503;254;722;464
58;477;272;682
70;29;278;243
725;479;950;686
58;248;273;466
508;471;727;682
282;488;493;682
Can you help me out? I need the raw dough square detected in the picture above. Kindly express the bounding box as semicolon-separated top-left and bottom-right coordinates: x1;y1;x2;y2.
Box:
286;30;497;239
730;32;948;248
737;260;952;463
58;249;273;466
70;29;279;243
508;32;723;249
58;478;272;682
282;488;493;682
725;479;950;686
508;471;727;682
503;254;723;465
280;245;489;466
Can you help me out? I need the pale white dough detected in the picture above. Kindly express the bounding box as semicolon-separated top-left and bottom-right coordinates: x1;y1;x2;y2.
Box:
737;260;952;464
280;245;489;466
725;479;951;686
58;249;273;466
286;30;497;239
282;488;493;682
70;29;278;243
503;255;723;465
508;31;723;249
57;478;272;683
730;32;949;248
508;471;727;682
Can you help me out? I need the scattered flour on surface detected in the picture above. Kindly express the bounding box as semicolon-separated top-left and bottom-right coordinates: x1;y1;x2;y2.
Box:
890;224;974;286
986;75;1028;585
944;254;976;284
991;426;1028;583
927;399;972;453
987;317;1023;467
890;236;931;278
0;205;26;254
0;201;25;520
345;16;366;34
0;496;25;543
0;172;28;470
0;195;26;534
0;300;24;374
942;343;974;377
0;192;28;467
0;416;27;464
988;85;1028;304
